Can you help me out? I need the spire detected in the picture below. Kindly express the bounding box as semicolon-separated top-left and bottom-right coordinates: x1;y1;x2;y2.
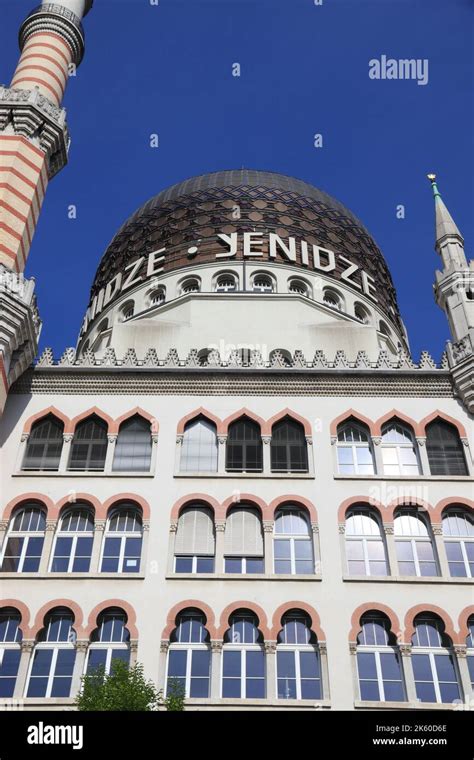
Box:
427;173;464;249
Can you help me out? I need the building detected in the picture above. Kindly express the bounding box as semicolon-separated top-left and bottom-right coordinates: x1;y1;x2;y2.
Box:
0;0;473;712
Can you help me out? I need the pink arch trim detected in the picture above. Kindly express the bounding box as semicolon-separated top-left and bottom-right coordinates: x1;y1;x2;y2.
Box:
0;599;31;636
263;409;312;436
217;601;270;639
176;407;223;435
337;495;386;524
373;410;420;437
111;408;158;435
330;409;375;437
23;407;70;435
458;606;474;642
56;493;103;519
162;600;217;639
349;603;401;642
170;494;222;521
66;407;115;434
221;408;266;435
271;602;326;641
3;493;55;521
419;410;468;439
32;599;85;638
433;497;474;523
268;495;318;523
103;494;151;521
85;600;138;638
221;493;268;519
404;605;458;645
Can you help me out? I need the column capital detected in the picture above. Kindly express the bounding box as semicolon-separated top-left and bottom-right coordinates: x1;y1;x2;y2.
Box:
20;432;30;443
160;640;170;654
210;640;223;653
107;434;118;444
45;520;57;532
264;641;277;654
217;435;228;445
94;520;106;532
338;523;345;535
75;639;89;652
63;433;74;443
21;639;35;654
176;435;184;445
399;644;412;657
454;645;467;658
261;436;272;445
415;436;426;447
383;524;394;535
372;436;382;446
263;521;274;533
215;521;226;533
169;521;178;533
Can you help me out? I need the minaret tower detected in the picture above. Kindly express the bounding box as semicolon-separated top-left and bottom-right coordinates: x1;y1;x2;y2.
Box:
428;173;474;412
0;0;93;413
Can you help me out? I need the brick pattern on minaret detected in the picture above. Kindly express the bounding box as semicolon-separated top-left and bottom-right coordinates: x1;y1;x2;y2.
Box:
0;1;93;413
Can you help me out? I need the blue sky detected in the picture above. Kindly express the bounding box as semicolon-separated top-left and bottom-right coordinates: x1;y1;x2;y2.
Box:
1;0;472;359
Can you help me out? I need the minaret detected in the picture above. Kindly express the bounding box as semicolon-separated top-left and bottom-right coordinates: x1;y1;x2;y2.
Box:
428;173;474;412
0;0;93;413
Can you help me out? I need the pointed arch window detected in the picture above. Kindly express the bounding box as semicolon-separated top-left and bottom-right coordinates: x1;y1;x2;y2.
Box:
50;507;94;573
174;505;215;574
426;420;468;476
112;415;152;472
222;612;265;698
1;505;46;573
336;421;375;475
180;417;218;472
274;508;314;575
26;609;76;698
0;608;22;698
345;508;389;576
224;507;264;574
277;612;321;699
442;508;474;578
166;610;211;698
394;509;438;577
22;415;64;471
68;415;108;471
270;418;308;473
356;613;405;702
226;417;263;472
380;420;420;476
411;615;461;703
86;609;130;676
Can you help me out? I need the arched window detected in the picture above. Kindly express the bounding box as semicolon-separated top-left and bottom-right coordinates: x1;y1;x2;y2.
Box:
226;417;263;472
426;420;468;476
215;274;237;292
323;288;342;311
224;507;264;574
354;302;370;324
345;508;388;576
22;415;64;471
252;274;274;293
466;616;474;691
222;611;265;698
270;417;308;472
380;420;420;476
274;508;314;575
112;415;152;472
356;613;405;702
1;505;46;573
180;278;200;295
26;608;76;698
379;321;391;337
166;609;211;698
86;608;130;676
442;508;474;578
69;415;108;471
174;505;215;573
411;615;461;703
180;417;218;472
121;301;135;321
0;608;22;698
149;288;165;306
100;505;143;574
394;509;438;577
277;611;321;700
336;420;375;475
50;506;94;573
288;279;310;297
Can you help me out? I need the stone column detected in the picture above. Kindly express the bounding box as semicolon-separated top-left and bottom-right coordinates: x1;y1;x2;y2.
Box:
319;642;330;700
262;435;272;473
70;640;88;698
210;641;223;699
141;520;150;575
90;520;106;573
38;519;56;573
167;522;177;574
306;436;315;475
217;436;227;474
104;434;117;473
263;521;274;575
383;524;397;576
330;436;339;474
371;436;383;475
158;641;169;693
14;639;35;698
454;645;472;700
338;524;347;574
432;523;450;577
215;521;226;573
311;523;320;574
0;519;9;552
399;644;418;703
150;433;159;473
461;438;474;476
15;432;29;471
264;642;277;700
416;437;430;475
129;640;139;667
174;435;184;474
59;433;73;472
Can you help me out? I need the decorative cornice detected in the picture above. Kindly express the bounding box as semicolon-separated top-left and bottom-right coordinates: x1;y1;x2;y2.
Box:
19;4;86;65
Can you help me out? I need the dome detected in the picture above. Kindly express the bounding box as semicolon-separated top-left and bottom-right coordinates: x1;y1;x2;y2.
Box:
88;169;402;331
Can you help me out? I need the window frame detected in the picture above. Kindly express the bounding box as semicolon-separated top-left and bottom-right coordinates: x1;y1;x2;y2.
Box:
336;422;375;475
49;508;94;574
380;421;421;476
99;507;143;574
22;416;64;472
0;507;46;573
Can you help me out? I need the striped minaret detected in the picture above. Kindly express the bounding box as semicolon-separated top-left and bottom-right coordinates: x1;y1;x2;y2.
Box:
0;0;94;413
0;0;93;272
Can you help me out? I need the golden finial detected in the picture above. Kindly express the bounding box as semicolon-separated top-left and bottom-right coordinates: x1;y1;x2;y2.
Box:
427;173;436;182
